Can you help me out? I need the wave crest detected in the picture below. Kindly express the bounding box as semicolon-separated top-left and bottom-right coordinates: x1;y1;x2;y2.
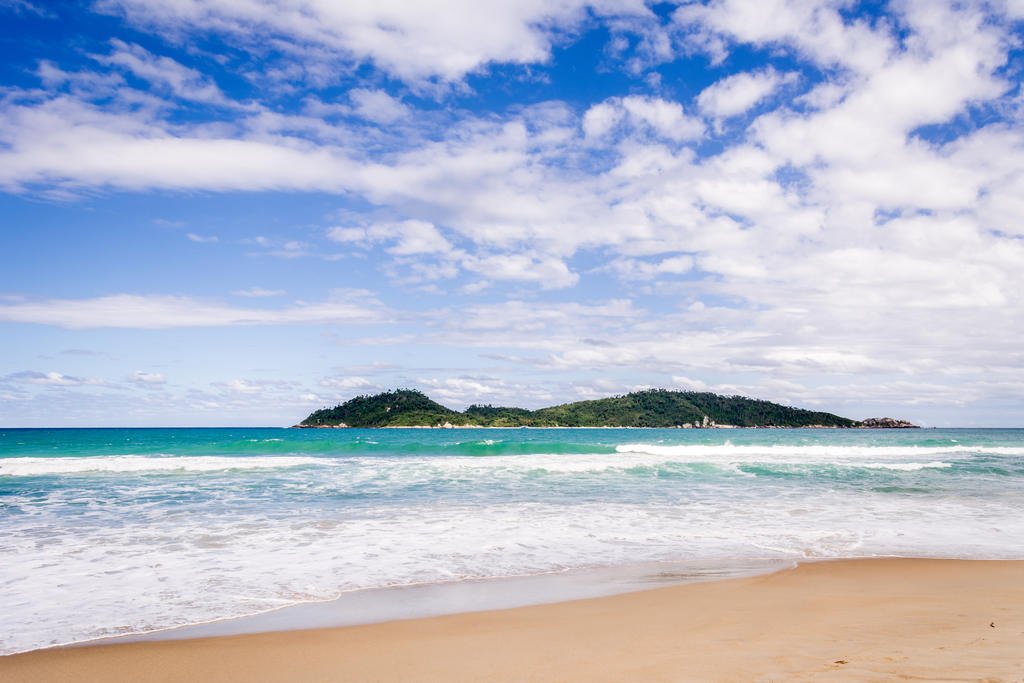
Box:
615;443;1024;459
0;455;326;476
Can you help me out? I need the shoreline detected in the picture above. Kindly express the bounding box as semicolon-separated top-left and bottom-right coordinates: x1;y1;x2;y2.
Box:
3;557;791;655
3;558;1022;681
93;557;792;647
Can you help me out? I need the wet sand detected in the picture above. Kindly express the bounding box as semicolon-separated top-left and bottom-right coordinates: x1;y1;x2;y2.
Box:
2;558;1022;682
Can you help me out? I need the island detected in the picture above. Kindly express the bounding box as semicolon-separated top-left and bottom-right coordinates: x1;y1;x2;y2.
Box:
293;389;918;429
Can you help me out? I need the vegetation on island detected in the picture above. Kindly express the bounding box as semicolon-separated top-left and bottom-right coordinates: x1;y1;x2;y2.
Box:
300;389;464;428
297;388;866;428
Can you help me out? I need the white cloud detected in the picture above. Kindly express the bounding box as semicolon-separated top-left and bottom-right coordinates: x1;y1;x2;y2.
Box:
209;378;297;397
462;253;579;289
582;102;621;139
794;81;848;111
416;376;555;409
35;60;126;97
2;0;56;17
5;371;100;386
130;371;166;385
0;97;361;192
186;232;218;243
232;287;286;297
603;255;694;280
621;96;705;141
583;95;704;142
0;293;385;328
697;68;795;120
675;0;894;75
319;376;374;391
97;0;652;85
329;221;583;288
670;375;714;393
97;40;234;107
1001;0;1024;18
328;220;454;255
221;379;261;394
325;227;365;243
761;348;878;373
434;299;639;340
348;88;410;124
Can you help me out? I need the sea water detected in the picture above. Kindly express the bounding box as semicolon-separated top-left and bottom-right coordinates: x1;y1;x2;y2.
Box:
1;427;1023;654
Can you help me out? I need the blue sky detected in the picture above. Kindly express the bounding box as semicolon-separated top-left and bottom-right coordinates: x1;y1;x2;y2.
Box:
1;0;1023;426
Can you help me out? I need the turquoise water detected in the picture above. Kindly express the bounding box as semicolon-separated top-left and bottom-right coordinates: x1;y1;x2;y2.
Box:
2;427;1023;653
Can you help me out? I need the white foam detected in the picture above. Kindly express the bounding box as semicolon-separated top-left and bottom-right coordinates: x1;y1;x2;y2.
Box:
0;455;327;476
615;443;1024;460
4;489;1024;655
860;461;952;471
389;445;978;477
3;443;1013;479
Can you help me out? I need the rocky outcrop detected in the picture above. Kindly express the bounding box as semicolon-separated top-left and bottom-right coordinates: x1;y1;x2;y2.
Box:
292;422;349;428
858;417;919;428
676;415;740;429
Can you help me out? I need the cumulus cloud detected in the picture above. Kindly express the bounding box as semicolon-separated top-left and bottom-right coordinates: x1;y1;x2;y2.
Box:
96;0;652;85
582;101;621;139
348;88;410;124
697;68;796;120
674;0;894;75
583;95;704;142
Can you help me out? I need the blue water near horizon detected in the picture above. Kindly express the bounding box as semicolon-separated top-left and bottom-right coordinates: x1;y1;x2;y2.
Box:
2;427;1023;653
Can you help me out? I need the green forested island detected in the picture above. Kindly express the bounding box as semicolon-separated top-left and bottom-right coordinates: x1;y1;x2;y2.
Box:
295;389;905;428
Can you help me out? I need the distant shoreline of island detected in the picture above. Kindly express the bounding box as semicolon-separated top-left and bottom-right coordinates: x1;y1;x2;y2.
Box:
294;424;909;430
294;389;918;430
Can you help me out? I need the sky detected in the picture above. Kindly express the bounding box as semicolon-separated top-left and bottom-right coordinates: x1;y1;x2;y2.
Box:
1;0;1022;427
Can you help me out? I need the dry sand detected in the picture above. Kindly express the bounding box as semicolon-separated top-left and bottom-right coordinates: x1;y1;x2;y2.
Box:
2;558;1022;682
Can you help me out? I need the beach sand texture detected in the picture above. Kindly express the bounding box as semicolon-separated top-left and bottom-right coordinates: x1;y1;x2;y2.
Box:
2;558;1021;682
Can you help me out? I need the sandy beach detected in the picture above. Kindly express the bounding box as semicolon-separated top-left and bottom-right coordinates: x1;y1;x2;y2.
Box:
2;558;1021;682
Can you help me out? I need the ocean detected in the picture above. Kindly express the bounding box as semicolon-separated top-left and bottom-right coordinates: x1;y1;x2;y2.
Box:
2;426;1023;654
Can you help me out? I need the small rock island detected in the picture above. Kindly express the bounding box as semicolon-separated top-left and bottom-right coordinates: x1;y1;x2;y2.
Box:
294;389;919;429
858;417;919;429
